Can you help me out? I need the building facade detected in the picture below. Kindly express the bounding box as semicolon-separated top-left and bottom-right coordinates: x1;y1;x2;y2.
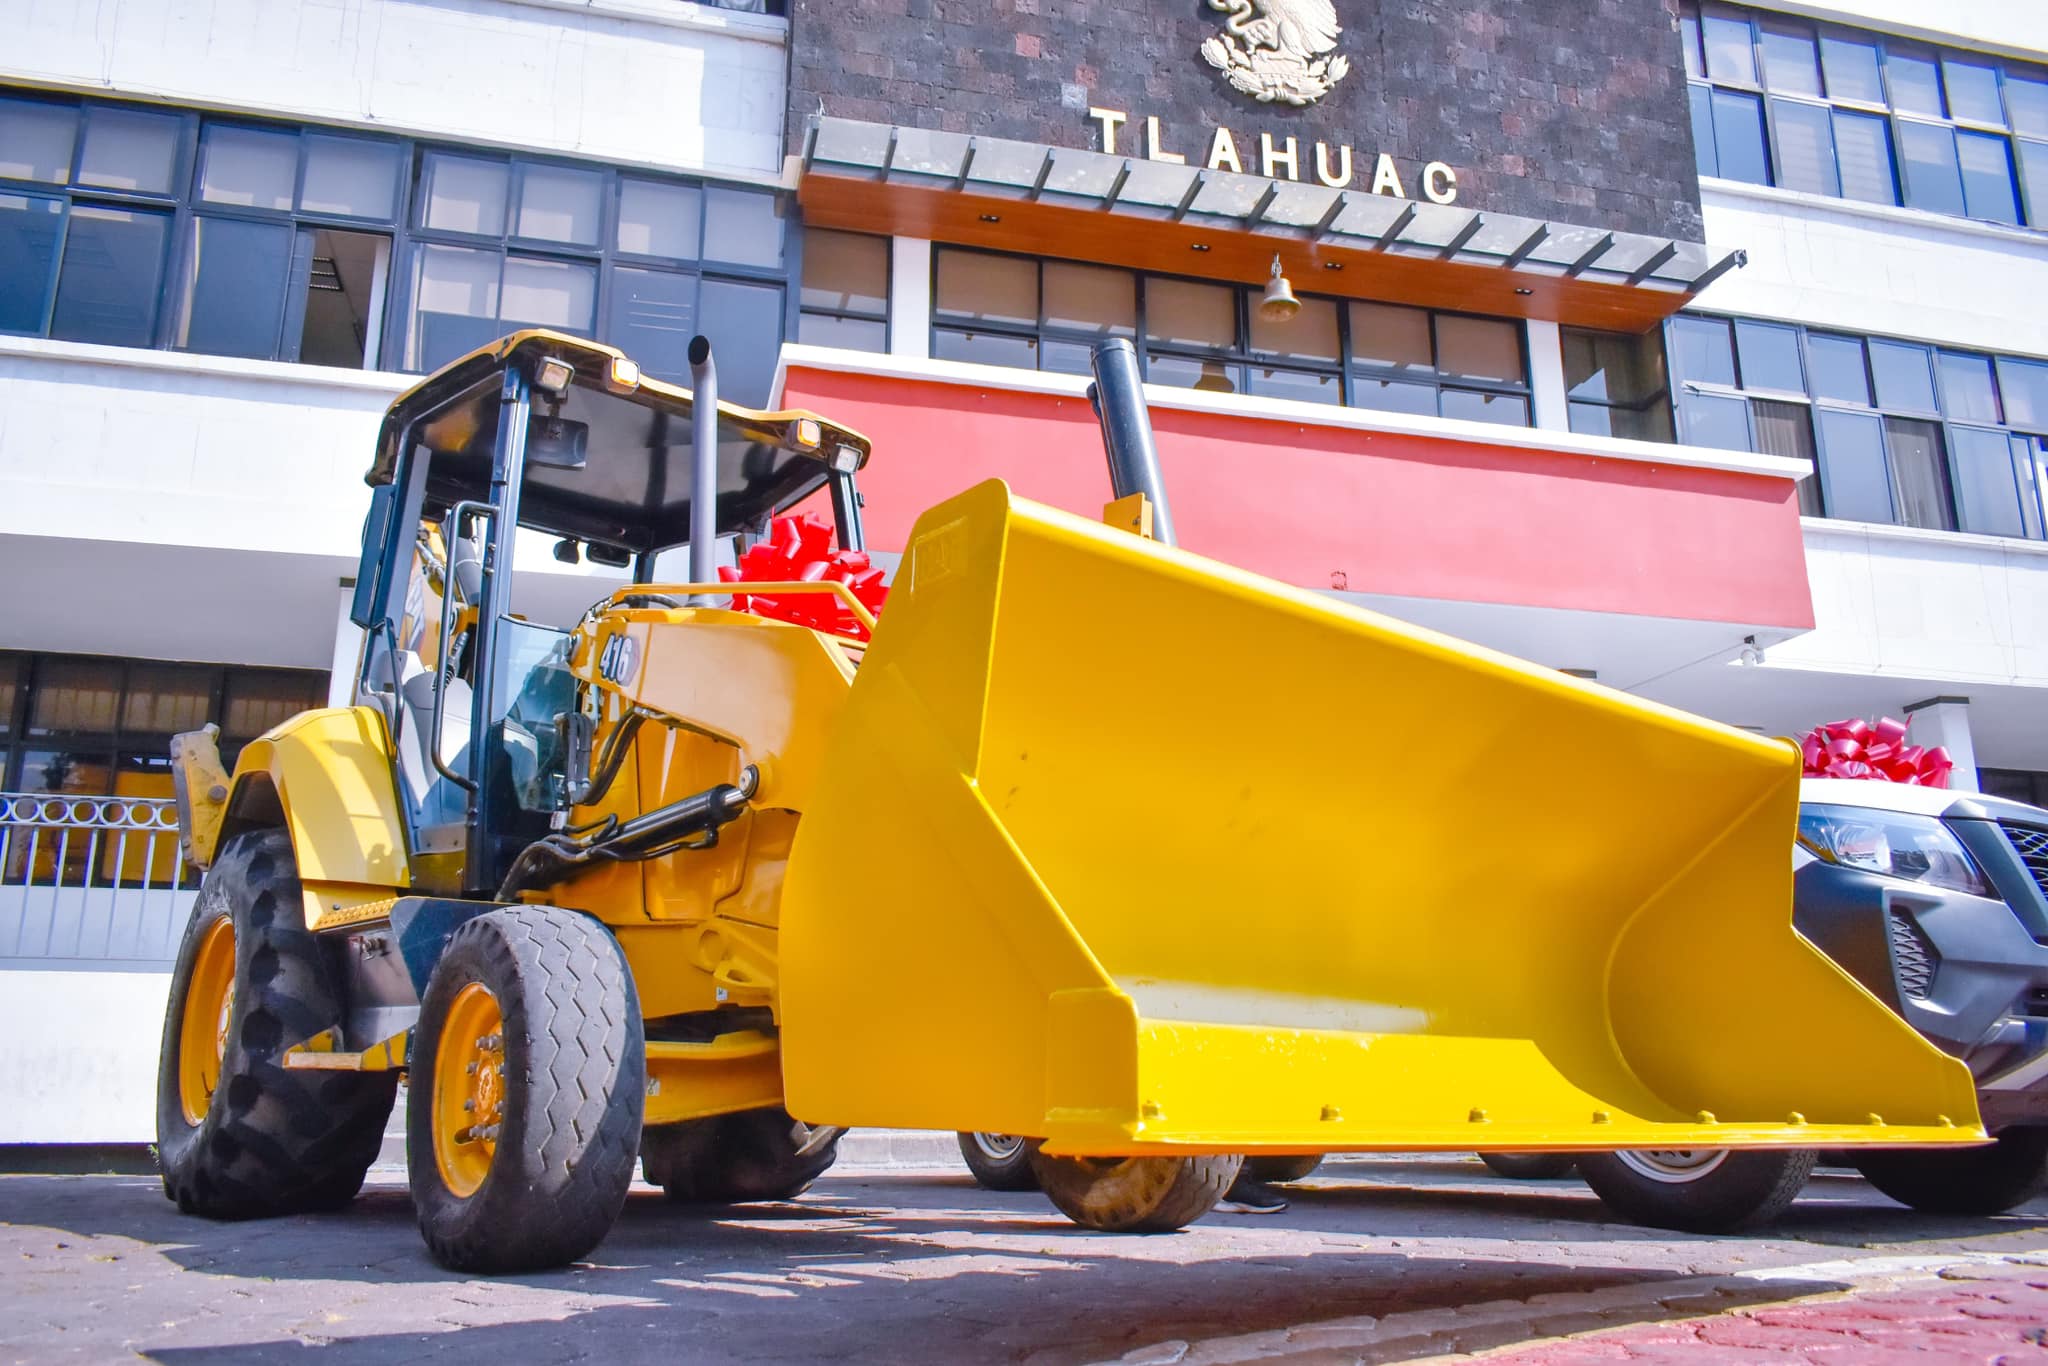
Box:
1;0;2044;1142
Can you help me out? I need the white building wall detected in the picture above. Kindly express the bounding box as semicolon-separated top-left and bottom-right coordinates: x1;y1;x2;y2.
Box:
5;0;790;182
0;969;172;1144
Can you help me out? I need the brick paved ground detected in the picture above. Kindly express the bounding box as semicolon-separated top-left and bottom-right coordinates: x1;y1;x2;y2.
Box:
2;1155;2046;1364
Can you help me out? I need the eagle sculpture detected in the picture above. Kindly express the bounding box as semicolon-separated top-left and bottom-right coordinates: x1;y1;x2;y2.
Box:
1200;0;1351;106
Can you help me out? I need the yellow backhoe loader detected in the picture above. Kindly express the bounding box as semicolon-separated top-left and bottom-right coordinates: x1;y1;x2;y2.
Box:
158;329;1984;1273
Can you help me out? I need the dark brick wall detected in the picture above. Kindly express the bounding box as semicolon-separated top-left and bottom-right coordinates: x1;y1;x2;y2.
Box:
787;0;1703;241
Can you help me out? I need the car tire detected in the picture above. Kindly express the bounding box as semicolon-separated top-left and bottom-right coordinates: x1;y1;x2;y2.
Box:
1242;1155;1324;1184
1030;1151;1241;1233
646;1108;842;1203
956;1132;1040;1191
1578;1148;1816;1233
1478;1152;1578;1180
1854;1128;2048;1215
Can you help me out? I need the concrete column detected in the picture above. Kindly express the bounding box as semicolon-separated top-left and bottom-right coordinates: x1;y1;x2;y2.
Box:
889;237;932;361
1906;695;1979;792
327;579;362;708
1525;320;1571;434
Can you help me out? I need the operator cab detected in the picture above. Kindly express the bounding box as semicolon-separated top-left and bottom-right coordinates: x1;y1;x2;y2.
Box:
347;330;871;895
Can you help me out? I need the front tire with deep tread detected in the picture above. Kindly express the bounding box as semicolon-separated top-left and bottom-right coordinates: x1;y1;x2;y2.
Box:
407;905;644;1273
645;1108;841;1204
1029;1151;1242;1232
1854;1128;2048;1215
1578;1148;1816;1233
155;829;396;1219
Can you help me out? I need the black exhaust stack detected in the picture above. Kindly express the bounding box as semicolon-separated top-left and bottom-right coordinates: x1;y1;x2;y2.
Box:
1086;337;1177;548
687;334;719;603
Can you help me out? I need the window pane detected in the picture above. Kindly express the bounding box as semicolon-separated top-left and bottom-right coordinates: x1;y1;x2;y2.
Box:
1245;365;1340;405
0;658;17;736
1817;408;1893;522
1251;295;1337;363
1884;417;1953;530
1760;24;1822;97
1145;277;1235;350
1957;131;2020;224
1938;352;2002;423
936;250;1035;326
935;327;1038;370
1944;60;2006;126
75;107;179;194
1951;426;2026;537
1898;121;1966;216
178;217;291;359
515;164;602;247
0;192;63;332
1689;83;1718;178
1569;399;1674;443
1440;388;1529;427
30;659;122;734
1434;315;1522;385
421;155;508;236
1350;376;1437;416
407;243;500;371
298;227;387;369
1702;11;1757;84
696;277;782;407
1735;320;1804;392
1868;340;1937;413
617;179;700;260
1820;33;1885;103
198;124;295;210
499;256;595;333
1807;334;1871;405
1043;261;1136;337
605;266;695;383
0;98;77;184
221;672;323;740
2017;434;2047;539
1680;10;1703;79
1040;338;1096;377
2011;75;2048;138
702;187;784;268
1146;352;1238;393
1998;357;2048;430
1681;391;1750;450
50;206;170;347
2018;139;2048;226
797;311;886;352
122;664;214;735
1348;302;1433;372
1709;89;1770;184
1770;99;1839;196
300;135;399;219
1752;399;1822;516
1670;314;1737;387
1886;50;1946;118
1833;109;1897;203
1564;329;1666;405
800;229;888;315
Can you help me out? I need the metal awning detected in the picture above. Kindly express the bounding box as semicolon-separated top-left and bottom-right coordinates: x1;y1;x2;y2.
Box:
797;116;1744;331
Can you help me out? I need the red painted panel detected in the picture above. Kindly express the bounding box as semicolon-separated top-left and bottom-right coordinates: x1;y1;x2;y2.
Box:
786;366;1815;630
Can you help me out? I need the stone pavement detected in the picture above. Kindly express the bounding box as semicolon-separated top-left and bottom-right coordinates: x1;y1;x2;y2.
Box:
3;1155;2046;1364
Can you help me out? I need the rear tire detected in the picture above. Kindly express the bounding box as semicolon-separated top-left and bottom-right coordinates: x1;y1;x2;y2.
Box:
1479;1152;1578;1180
1030;1151;1241;1232
646;1108;841;1203
957;1132;1040;1191
1578;1149;1815;1233
155;830;396;1219
1854;1128;2048;1215
1243;1155;1323;1184
407;905;644;1273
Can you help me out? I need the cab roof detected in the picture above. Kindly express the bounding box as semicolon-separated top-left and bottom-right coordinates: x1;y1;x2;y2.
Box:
365;331;870;556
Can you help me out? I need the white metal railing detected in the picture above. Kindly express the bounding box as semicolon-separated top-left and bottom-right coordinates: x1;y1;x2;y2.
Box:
0;792;196;965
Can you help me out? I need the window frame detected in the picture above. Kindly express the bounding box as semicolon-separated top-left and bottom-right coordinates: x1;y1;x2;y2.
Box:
796;227;892;353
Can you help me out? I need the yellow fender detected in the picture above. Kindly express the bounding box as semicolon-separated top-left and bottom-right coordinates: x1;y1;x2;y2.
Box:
211;707;412;929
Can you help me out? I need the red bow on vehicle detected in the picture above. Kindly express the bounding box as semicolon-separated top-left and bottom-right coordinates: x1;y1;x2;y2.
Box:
1798;716;1953;787
718;512;888;642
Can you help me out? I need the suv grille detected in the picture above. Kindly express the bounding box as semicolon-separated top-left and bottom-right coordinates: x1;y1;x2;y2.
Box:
2002;822;2048;900
1889;909;1937;999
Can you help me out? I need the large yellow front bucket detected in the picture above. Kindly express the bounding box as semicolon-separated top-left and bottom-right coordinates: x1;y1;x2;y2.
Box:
779;480;1981;1156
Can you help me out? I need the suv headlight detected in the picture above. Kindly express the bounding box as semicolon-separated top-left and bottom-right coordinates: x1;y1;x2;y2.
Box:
1798;804;1991;897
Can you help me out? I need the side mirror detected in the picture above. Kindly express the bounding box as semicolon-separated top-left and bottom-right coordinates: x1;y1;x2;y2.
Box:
349;484;399;629
528;415;589;470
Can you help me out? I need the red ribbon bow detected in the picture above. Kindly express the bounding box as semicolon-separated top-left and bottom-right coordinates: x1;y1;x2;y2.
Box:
717;512;888;642
1798;715;1952;787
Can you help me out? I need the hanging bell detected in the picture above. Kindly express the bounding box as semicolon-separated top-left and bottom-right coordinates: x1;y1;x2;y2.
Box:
1258;254;1300;322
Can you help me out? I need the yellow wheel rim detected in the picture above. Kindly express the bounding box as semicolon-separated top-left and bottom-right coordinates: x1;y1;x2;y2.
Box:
433;982;506;1199
177;916;237;1125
